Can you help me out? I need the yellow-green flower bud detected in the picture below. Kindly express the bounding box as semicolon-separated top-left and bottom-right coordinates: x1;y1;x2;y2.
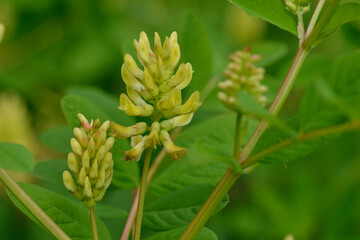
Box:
284;0;310;14
0;24;4;43
159;130;187;160
110;122;147;139
218;48;268;112
160;113;194;131
63;171;77;193
67;153;79;175
112;31;201;160
64;114;114;208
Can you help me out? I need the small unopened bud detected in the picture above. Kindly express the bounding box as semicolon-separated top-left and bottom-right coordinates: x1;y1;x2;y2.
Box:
77;114;91;131
169;91;201;116
95;166;106;190
104;137;115;152
99;120;110;132
121;65;146;92
0;24;4;43
63;171;77;193
88;137;96;158
124;53;144;79
148;122;160;149
84;177;93;198
119;94;154;117
78;167;87;186
89;160;98;182
70;138;83;156
67;153;79;174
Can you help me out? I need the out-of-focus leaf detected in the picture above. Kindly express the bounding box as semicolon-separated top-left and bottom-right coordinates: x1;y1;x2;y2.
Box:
61;94;111;129
252;41;289;67
230;0;297;35
143;183;228;231
8;183;111;240
39;126;72;155
32;159;67;182
143;226;218;240
67;86;135;126
180;13;213;95
0;143;35;172
324;1;360;32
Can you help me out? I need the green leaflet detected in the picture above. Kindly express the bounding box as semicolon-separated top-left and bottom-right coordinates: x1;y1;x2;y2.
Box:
180;13;213;96
323;1;360;32
251;41;289;67
7;182;112;240
0;143;35;172
253;50;360;164
142;226;218;240
39;126;73;155
143;183;228;231
230;0;297;35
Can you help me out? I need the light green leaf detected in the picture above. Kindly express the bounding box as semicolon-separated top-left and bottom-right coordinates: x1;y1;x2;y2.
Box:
67;86;135;126
61;94;112;129
0;143;35;172
252;41;289;67
32;159;67;182
39;126;73;155
180;13;213;96
143;226;218;240
230;0;297;35
324;1;360;32
143;183;228;231
8;182;111;240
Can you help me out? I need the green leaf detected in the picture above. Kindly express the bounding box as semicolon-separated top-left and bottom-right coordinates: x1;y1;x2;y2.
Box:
253;50;360;164
149;114;256;196
32;159;67;182
0;143;35;172
324;1;360;32
61;94;112;129
67;86;135;126
143;226;218;240
143;183;228;231
180;13;213;96
252;41;289;67
230;0;297;35
86;203;128;219
39;126;73;155
111;139;140;189
8;182;111;240
236;91;296;137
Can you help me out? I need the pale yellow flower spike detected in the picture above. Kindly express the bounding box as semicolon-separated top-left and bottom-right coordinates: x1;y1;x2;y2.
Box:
63;114;115;208
112;32;201;161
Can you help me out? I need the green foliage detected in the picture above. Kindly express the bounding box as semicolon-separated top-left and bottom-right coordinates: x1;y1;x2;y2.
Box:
8;182;112;240
143;226;218;240
180;13;213;96
324;1;360;32
251;41;289;67
39;126;73;155
230;0;297;35
0;143;35;172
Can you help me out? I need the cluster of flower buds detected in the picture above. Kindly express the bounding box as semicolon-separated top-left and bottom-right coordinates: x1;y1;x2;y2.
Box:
284;0;310;14
63;114;115;208
111;31;201;161
218;48;267;112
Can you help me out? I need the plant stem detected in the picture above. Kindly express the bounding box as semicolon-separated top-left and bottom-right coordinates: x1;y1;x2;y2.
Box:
233;113;243;160
296;7;305;44
305;0;326;38
0;168;71;240
243;120;360;168
89;207;99;240
133;147;152;240
180;112;244;240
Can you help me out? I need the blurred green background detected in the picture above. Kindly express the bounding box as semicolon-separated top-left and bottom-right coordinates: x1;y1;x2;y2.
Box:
0;0;359;239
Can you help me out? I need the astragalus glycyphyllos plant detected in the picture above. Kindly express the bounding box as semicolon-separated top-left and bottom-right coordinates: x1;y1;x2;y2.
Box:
1;0;360;239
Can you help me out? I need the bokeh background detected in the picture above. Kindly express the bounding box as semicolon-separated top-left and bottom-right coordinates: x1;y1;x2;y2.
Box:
0;0;359;239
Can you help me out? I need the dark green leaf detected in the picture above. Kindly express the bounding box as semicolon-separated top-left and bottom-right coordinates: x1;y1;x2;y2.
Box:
39;126;73;155
324;1;360;32
252;41;289;67
230;0;297;35
143;226;218;240
144;183;228;231
0;143;35;172
8;183;111;240
32;159;67;182
180;13;213;96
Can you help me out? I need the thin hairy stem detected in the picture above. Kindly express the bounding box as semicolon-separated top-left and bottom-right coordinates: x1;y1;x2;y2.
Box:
89;207;99;240
0;168;71;240
133;148;152;240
